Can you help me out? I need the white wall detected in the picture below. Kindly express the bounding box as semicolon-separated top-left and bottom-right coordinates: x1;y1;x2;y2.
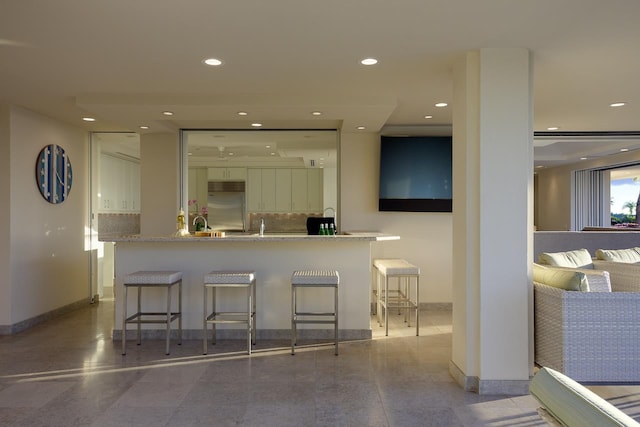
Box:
0;104;11;326
340;132;453;303
1;105;90;328
140;133;180;236
536;149;640;230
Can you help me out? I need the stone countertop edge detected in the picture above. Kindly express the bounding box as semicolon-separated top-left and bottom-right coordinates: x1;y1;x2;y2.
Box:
100;232;399;243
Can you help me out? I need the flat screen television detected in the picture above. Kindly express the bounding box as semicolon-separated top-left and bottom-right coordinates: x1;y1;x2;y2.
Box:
378;135;452;212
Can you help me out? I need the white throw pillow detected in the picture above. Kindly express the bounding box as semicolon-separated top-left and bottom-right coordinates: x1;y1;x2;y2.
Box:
533;263;590;292
538;248;593;269
595;247;640;263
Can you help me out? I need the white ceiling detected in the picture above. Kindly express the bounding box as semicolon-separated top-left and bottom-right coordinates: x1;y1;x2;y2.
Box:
2;1;640;169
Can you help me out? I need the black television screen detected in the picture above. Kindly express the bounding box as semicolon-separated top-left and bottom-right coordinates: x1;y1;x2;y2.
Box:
379;136;452;212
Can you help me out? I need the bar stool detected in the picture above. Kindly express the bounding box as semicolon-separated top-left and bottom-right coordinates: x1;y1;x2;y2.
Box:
373;259;420;336
291;270;339;355
121;271;183;355
203;270;256;355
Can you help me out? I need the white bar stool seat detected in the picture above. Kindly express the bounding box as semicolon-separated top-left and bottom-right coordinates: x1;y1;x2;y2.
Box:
373;259;420;336
121;270;183;355
291;270;339;355
203;270;256;355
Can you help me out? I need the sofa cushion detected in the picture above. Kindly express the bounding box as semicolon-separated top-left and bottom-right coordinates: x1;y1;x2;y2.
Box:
533;263;590;292
529;367;639;427
538;248;594;269
595;247;640;263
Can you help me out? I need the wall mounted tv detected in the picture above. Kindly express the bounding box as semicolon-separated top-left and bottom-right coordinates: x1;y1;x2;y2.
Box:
379;135;452;212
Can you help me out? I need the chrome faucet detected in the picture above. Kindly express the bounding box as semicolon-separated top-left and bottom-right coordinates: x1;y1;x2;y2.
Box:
260;218;265;236
193;215;208;232
323;207;335;217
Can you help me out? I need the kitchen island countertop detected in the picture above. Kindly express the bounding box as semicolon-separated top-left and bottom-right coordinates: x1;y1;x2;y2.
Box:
101;231;398;243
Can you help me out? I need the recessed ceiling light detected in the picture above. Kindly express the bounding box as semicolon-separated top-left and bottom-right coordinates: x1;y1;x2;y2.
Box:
265;145;271;148
311;111;322;116
547;127;559;131
82;117;96;122
237;111;248;116
188;152;193;156
610;102;627;107
356;126;366;130
424;115;433;119
435;102;448;108
228;152;234;156
162;111;174;116
202;58;223;66
580;157;588;160
620;148;629;152
139;125;149;129
270;152;276;156
535;165;544;169
251;123;262;127
360;58;378;66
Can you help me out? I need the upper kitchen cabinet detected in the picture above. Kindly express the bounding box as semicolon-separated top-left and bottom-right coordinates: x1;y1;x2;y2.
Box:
291;168;323;212
207;167;247;181
99;153;140;213
188;168;209;214
247;168;277;212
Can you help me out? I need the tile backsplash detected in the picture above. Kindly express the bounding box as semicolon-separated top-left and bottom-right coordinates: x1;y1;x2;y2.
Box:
248;212;323;233
98;213;140;237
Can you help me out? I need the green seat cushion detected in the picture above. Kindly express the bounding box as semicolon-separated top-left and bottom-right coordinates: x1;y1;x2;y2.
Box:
595;247;640;263
533;263;589;291
530;367;639;427
538;248;594;269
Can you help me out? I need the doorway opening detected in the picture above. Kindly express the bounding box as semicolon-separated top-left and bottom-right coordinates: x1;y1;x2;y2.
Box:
90;132;140;301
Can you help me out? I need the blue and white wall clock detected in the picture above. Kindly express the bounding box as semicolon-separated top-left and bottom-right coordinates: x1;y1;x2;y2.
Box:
36;144;73;204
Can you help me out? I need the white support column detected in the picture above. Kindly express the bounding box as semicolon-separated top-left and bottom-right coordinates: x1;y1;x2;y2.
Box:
450;49;534;395
140;133;180;236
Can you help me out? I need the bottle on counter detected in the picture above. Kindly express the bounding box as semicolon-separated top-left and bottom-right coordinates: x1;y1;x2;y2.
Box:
329;223;335;236
319;223;326;235
176;208;188;236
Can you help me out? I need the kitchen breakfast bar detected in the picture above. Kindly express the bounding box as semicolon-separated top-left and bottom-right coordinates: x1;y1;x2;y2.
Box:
106;233;399;342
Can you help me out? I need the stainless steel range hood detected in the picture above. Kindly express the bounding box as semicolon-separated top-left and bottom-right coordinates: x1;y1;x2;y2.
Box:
208;181;245;193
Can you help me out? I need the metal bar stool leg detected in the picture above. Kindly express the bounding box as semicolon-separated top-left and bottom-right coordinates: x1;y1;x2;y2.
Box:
291;284;296;355
385;275;389;336
203;285;208;355
416;276;420;336
137;287;142;345
178;280;182;345
246;287;252;355
165;284;172;355
334;284;339;356
252;279;257;345
122;285;128;355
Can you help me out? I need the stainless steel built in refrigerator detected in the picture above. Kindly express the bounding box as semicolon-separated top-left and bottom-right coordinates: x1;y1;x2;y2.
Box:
207;181;246;232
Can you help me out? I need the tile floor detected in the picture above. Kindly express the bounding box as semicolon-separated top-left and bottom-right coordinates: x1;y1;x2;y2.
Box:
1;294;639;426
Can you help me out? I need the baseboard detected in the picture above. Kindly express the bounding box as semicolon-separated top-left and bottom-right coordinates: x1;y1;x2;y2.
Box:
448;360;530;395
0;297;90;335
113;328;372;341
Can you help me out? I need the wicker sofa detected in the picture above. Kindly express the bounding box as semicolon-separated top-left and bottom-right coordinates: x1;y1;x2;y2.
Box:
538;247;640;292
533;263;640;383
592;247;640;292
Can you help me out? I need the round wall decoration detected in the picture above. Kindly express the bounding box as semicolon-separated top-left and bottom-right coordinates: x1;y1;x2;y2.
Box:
35;144;73;204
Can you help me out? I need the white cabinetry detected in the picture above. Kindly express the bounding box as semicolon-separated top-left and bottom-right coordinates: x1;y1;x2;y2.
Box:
292;168;323;212
307;168;323;212
275;169;292;211
207;167;247;181
188;168;209;213
248;168;323;213
99;154;140;213
247;168;276;212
